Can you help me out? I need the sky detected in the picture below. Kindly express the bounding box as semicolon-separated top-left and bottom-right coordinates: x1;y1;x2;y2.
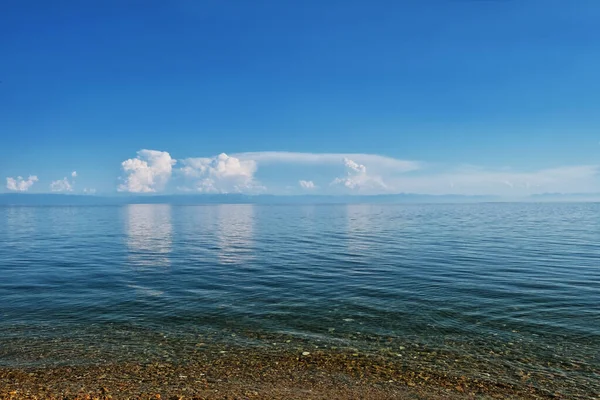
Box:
1;0;599;196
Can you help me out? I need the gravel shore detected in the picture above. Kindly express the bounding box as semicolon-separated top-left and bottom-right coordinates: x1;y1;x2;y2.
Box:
0;347;580;400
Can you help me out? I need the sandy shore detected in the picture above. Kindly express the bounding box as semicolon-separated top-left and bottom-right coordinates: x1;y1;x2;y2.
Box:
0;347;580;400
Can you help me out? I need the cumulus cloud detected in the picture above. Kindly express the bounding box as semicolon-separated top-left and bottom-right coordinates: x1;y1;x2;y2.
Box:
50;178;73;192
119;150;176;193
50;171;78;192
6;175;38;192
114;149;600;196
234;151;420;173
299;180;315;189
179;153;263;193
343;158;366;174
331;158;388;191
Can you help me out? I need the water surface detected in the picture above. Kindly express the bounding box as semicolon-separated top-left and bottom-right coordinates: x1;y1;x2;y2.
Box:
1;203;599;394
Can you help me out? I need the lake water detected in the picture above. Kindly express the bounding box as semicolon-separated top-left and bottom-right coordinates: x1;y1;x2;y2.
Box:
1;203;599;395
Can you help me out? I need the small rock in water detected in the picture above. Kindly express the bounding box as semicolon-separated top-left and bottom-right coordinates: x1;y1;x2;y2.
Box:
302;351;310;356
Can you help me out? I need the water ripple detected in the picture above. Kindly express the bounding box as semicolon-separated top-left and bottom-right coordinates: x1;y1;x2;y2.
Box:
0;203;599;393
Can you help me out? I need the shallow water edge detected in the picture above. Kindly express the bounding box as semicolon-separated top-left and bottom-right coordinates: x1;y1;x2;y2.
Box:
1;339;598;400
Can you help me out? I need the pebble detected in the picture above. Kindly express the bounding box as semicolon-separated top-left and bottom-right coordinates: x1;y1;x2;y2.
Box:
0;348;576;399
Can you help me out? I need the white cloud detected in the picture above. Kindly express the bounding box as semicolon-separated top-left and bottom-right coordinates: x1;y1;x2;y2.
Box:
115;149;600;196
119;149;176;193
331;158;388;192
234;151;420;173
299;180;315;189
6;175;38;192
50;171;78;192
50;177;73;192
83;188;96;194
387;165;600;195
343;158;367;174
179;153;263;193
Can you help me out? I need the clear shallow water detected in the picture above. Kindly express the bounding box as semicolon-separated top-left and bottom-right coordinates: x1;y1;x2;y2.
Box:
1;203;599;393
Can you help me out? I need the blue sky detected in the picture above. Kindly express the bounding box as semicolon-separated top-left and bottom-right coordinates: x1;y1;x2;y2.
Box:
1;0;599;196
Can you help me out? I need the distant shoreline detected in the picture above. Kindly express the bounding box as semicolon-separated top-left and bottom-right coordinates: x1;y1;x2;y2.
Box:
2;193;600;206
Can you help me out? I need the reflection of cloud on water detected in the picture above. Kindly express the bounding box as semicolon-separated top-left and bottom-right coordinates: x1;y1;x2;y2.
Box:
216;204;254;265
126;204;172;267
4;207;36;234
346;204;376;254
126;284;164;297
2;208;38;256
